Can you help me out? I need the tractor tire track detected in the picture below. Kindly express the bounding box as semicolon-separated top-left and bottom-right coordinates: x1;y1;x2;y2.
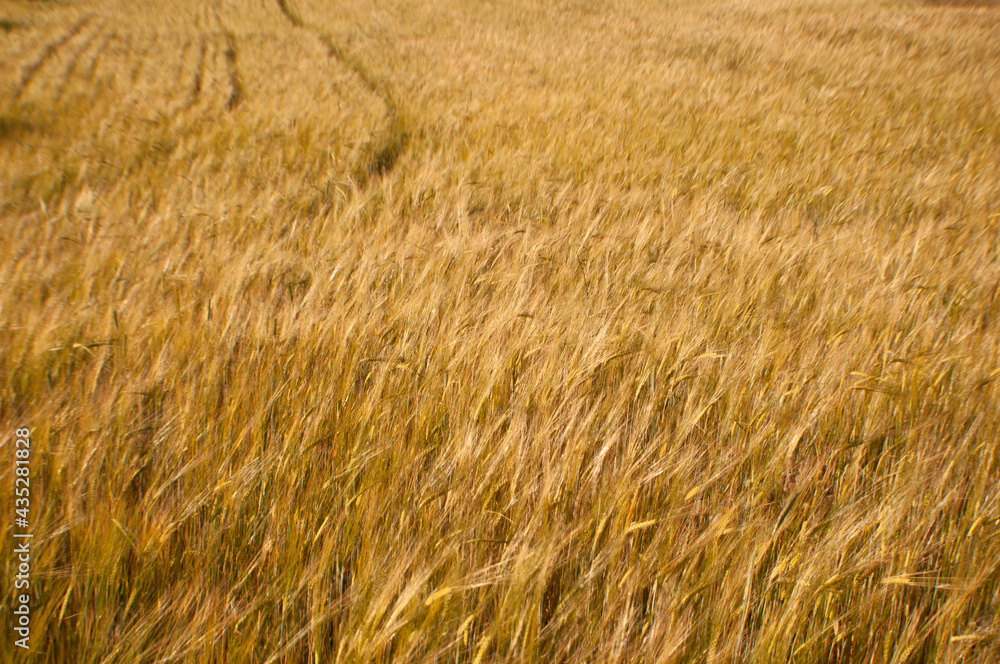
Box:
15;14;96;99
185;39;209;110
195;3;219;33
276;0;303;28
222;31;244;111
165;39;195;114
181;33;241;116
201;4;243;113
160;38;206;121
85;32;142;106
54;21;107;102
316;33;410;182
273;0;411;184
128;34;149;88
82;31;116;103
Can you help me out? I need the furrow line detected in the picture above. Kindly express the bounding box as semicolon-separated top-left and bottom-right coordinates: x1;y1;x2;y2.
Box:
15;14;96;99
54;21;107;102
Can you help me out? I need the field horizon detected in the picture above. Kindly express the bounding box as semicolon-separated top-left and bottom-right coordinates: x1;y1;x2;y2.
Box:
2;0;999;661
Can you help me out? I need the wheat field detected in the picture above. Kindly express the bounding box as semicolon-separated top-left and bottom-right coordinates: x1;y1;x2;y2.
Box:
1;0;999;661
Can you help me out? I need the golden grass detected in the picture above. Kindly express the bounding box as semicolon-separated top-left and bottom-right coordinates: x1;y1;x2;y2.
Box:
1;0;999;661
